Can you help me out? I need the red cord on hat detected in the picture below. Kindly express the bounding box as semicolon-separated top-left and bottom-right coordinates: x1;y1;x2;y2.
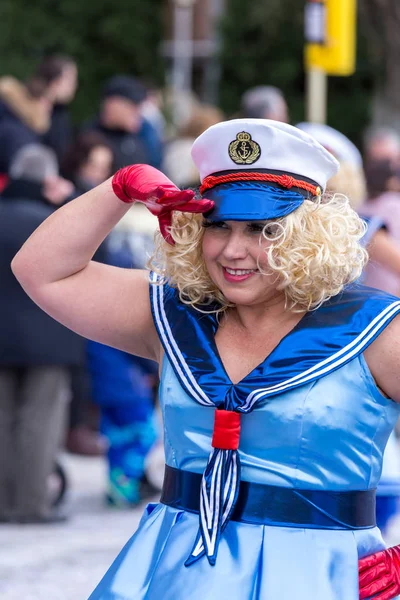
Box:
212;410;241;450
200;171;320;197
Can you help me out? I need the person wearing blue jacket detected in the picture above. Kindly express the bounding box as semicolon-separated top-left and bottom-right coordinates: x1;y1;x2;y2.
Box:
88;209;159;506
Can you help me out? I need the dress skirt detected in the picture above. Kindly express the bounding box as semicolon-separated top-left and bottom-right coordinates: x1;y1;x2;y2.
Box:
88;502;393;600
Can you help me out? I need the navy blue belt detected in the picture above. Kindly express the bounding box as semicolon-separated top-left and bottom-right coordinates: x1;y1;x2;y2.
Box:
161;465;376;530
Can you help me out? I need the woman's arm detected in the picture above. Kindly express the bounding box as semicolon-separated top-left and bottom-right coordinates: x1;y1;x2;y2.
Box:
12;177;159;360
12;165;213;361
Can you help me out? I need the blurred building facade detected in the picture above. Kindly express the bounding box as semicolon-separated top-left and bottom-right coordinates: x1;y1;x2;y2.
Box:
163;0;225;104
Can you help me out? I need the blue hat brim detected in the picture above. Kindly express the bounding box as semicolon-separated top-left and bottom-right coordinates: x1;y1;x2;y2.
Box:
203;182;305;221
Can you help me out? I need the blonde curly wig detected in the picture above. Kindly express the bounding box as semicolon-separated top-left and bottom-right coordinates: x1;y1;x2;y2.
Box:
148;193;368;314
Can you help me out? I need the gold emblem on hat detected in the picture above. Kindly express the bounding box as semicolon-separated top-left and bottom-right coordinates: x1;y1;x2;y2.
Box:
228;131;261;165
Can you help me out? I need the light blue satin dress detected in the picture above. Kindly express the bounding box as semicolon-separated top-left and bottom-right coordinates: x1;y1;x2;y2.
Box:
89;351;400;600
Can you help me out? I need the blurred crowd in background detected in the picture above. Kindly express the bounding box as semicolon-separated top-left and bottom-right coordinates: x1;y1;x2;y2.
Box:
1;53;400;527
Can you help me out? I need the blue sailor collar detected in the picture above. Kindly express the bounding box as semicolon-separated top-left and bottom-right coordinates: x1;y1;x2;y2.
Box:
150;272;400;566
150;272;400;411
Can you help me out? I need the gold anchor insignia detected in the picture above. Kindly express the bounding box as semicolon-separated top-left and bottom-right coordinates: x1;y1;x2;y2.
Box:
228;131;261;165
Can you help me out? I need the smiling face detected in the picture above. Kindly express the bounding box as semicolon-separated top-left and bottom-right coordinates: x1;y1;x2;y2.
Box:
202;219;283;307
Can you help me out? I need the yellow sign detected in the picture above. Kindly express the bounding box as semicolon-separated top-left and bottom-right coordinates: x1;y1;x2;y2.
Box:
305;0;357;76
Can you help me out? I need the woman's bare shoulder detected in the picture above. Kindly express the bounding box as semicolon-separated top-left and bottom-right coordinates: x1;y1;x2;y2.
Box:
364;314;400;402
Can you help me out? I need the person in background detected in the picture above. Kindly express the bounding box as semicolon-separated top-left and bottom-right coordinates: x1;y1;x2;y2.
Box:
297;122;400;289
34;54;78;164
0;144;78;523
88;185;160;508
0;55;77;187
162;103;224;188
363;126;400;168
140;81;166;142
61;131;114;456
88;343;159;506
240;85;289;122
88;207;160;506
0;72;52;182
362;158;400;295
83;74;163;171
61;131;114;196
365;159;400;197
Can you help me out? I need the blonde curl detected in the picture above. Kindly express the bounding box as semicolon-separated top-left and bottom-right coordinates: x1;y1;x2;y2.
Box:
148;193;368;314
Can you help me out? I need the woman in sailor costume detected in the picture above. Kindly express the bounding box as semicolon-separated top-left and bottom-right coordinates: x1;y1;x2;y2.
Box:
12;119;400;600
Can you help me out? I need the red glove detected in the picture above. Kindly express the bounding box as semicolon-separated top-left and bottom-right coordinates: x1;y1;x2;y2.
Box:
112;164;214;245
359;545;400;599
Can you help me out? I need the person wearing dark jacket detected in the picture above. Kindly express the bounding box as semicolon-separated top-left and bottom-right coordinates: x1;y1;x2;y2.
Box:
82;75;163;171
0;144;81;523
0;57;77;181
0;76;51;180
36;55;78;164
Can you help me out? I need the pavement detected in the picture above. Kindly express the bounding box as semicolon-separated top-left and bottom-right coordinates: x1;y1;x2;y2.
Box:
0;453;159;600
3;452;400;600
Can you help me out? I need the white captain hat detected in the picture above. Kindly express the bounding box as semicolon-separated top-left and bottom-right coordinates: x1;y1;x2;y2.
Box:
191;119;339;220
